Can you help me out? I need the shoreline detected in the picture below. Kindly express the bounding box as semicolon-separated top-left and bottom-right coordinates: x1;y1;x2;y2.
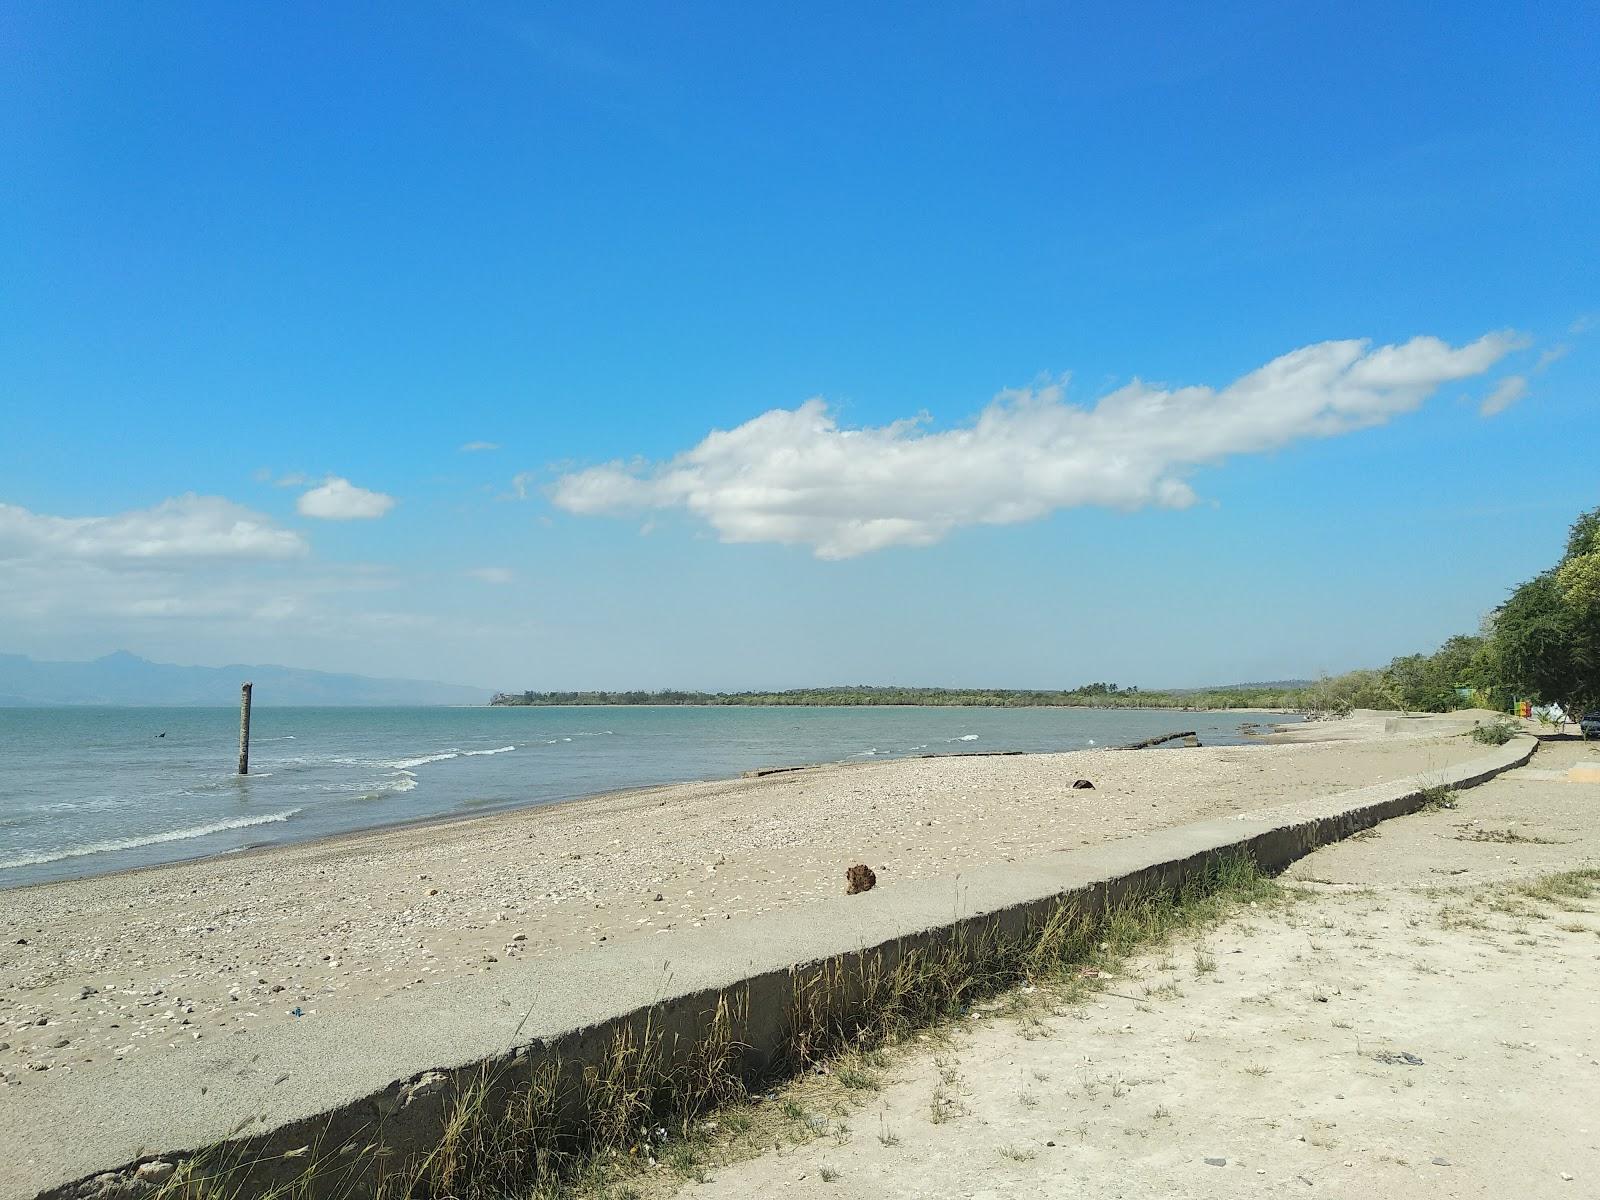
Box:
479;701;1306;713
0;770;706;897
2;712;1482;902
3;720;1490;1064
4;737;1254;897
2;711;1300;893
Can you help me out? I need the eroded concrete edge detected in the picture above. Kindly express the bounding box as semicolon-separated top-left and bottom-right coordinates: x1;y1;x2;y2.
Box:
38;736;1537;1200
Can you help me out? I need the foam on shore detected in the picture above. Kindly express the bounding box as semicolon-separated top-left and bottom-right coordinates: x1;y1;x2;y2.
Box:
0;808;303;870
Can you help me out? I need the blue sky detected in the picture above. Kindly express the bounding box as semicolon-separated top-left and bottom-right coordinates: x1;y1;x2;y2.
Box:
2;2;1595;691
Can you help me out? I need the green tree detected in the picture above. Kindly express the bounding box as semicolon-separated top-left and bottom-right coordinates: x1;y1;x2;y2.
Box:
1488;506;1600;721
1383;634;1484;712
1555;507;1600;612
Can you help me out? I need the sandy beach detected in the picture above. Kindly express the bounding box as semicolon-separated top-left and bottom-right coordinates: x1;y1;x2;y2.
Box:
0;714;1490;1109
665;733;1600;1200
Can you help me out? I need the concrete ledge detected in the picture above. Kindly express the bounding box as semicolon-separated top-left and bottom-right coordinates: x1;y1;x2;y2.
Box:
27;736;1537;1200
1382;713;1501;737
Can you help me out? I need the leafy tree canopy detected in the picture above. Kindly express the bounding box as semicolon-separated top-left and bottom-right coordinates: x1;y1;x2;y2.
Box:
1491;506;1600;718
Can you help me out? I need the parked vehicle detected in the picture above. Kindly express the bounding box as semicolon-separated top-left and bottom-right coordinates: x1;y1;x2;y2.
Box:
1580;712;1600;738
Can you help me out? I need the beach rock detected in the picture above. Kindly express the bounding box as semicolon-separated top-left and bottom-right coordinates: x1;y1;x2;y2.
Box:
1375;1050;1424;1066
135;1160;175;1185
404;1070;449;1104
1072;779;1095;789
845;864;877;895
1204;1157;1227;1167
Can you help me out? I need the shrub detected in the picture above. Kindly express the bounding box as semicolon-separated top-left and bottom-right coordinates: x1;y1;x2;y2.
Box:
1470;718;1518;745
1418;784;1458;811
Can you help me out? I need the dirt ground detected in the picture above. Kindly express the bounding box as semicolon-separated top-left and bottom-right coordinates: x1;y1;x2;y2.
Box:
664;736;1600;1199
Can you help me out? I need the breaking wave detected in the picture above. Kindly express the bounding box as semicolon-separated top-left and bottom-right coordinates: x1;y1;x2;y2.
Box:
0;809;303;870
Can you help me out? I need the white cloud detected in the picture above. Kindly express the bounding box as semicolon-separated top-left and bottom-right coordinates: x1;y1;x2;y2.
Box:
553;332;1519;559
0;497;536;685
0;494;307;564
296;477;397;520
1534;345;1568;372
467;566;515;584
507;471;537;501
1479;375;1528;417
460;441;500;453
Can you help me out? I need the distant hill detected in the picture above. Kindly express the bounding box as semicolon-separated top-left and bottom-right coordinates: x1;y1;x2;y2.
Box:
0;651;487;707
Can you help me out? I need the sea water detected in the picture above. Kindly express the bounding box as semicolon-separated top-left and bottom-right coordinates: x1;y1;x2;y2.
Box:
0;705;1295;887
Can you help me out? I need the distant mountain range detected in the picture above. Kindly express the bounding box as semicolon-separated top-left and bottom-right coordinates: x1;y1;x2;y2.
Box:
0;651;488;707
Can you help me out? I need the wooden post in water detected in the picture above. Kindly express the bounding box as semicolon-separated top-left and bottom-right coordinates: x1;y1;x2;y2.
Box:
237;682;253;775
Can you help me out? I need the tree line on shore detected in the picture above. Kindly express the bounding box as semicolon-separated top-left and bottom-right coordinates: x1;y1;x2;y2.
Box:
490;681;1311;711
493;506;1599;721
1307;503;1597;721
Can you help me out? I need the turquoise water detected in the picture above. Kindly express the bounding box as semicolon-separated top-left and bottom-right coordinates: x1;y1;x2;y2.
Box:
0;705;1293;887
